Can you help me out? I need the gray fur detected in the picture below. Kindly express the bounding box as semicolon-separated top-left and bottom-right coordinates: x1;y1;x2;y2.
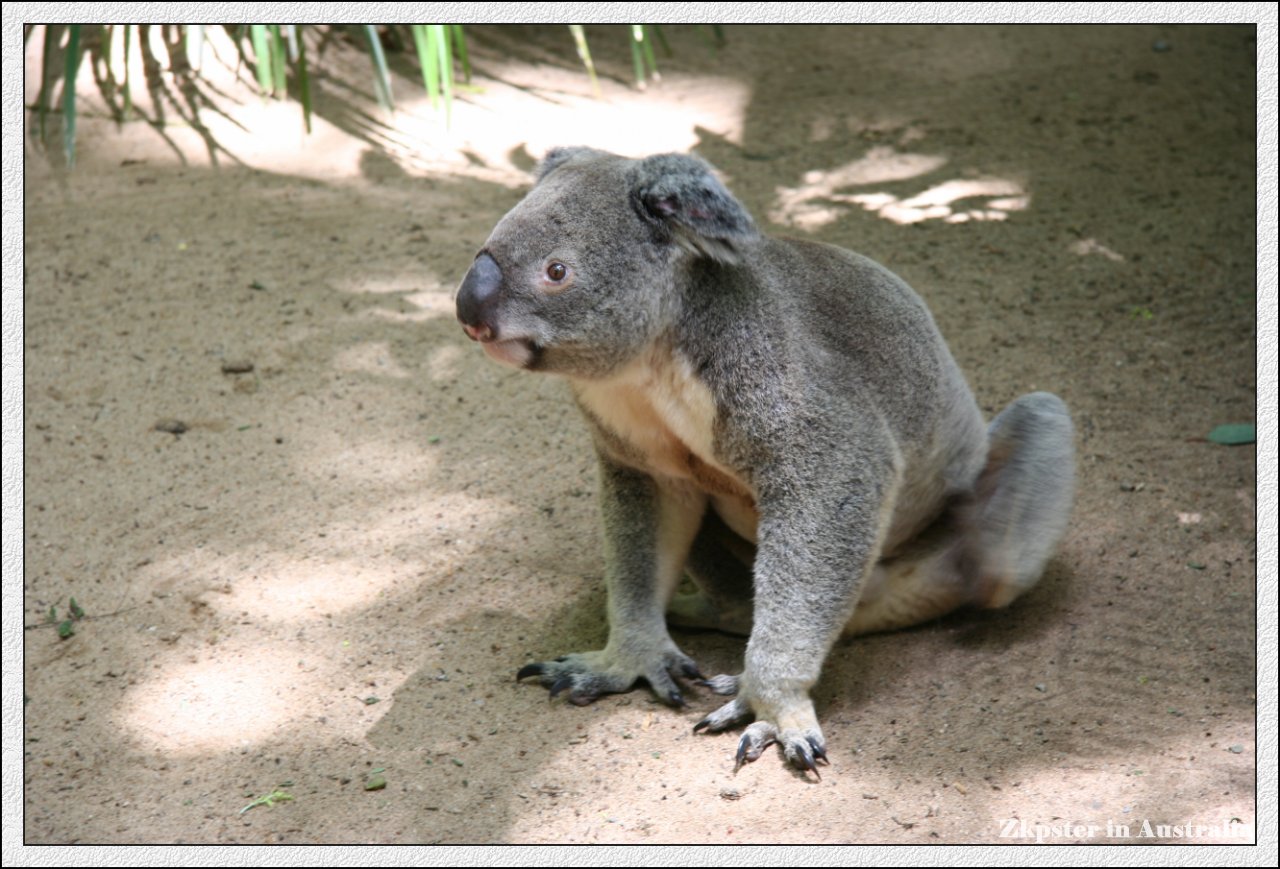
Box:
456;148;1076;776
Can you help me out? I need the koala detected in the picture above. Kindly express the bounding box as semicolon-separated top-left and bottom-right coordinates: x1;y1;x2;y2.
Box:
455;147;1075;777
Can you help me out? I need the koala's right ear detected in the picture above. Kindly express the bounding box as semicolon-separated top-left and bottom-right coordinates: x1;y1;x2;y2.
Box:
631;153;758;264
534;146;605;182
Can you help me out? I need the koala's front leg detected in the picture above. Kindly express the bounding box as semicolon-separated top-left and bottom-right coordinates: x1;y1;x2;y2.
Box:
696;469;897;778
518;456;707;706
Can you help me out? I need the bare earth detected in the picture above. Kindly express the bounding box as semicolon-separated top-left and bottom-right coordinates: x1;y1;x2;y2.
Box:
17;24;1264;846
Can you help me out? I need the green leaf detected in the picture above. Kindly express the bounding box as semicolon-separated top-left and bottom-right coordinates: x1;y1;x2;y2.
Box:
451;25;470;82
412;25;439;109
568;25;600;98
638;25;659;79
57;619;75;639
431;24;453;125
122;25;133;116
295;27;312;133
249;25;272;96
269;25;288;97
38;26;54;144
363;25;394;114
630;25;646;89
69;598;85;619
1208;424;1255;446
282;24;299;63
63;25;81;166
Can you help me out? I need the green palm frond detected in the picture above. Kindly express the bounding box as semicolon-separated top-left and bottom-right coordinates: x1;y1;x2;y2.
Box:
29;24;725;166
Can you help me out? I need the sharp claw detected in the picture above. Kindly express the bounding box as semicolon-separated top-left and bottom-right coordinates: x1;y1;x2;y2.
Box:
667;689;686;708
680;662;705;680
792;742;821;780
516;663;544;681
693;716;712;734
548;675;573;699
734;734;752;773
553;656;568;663
807;736;829;765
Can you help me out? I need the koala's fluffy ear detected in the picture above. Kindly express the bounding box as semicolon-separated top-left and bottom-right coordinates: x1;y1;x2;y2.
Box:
535;146;605;182
631;153;758;263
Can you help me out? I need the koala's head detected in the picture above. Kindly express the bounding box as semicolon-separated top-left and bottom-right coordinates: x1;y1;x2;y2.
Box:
455;147;757;378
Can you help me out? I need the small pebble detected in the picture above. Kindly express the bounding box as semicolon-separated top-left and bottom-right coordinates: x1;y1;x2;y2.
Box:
1229;744;1244;754
221;360;255;374
719;787;741;801
154;419;187;435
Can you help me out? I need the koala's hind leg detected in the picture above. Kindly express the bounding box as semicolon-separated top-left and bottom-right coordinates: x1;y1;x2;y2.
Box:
667;511;756;637
846;392;1075;635
844;511;969;636
965;391;1076;609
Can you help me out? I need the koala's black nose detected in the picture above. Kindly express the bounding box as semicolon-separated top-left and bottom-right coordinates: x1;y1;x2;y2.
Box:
456;252;503;341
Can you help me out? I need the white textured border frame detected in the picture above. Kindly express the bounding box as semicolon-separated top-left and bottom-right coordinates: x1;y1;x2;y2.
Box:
2;3;1275;865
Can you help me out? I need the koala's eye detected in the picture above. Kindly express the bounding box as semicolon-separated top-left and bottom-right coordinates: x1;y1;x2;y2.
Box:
546;262;568;282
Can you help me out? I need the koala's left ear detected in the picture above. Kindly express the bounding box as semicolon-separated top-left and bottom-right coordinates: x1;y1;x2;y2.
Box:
631;153;758;263
535;146;605;182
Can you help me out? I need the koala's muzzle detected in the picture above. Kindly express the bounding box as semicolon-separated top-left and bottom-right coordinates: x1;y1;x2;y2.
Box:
456;252;539;368
456;252;504;343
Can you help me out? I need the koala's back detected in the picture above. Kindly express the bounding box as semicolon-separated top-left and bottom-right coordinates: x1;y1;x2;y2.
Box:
677;236;989;550
746;238;961;425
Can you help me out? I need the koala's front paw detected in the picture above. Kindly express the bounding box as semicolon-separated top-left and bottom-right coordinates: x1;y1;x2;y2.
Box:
516;644;704;708
692;682;829;779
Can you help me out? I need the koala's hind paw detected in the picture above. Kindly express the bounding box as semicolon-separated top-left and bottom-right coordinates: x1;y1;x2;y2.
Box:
516;647;702;708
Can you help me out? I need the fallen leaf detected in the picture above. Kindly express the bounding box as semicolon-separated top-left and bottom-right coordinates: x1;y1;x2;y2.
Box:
1208;424;1255;445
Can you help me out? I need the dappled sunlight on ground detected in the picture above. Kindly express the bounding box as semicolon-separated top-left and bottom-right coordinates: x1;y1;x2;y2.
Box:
119;652;352;754
115;484;523;753
333;340;413;379
28;24;750;188
445;62;748;169
771;146;1030;229
348;289;459;324
295;430;438;485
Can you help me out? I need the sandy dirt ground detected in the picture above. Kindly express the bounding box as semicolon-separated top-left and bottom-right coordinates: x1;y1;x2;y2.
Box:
14;23;1268;848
